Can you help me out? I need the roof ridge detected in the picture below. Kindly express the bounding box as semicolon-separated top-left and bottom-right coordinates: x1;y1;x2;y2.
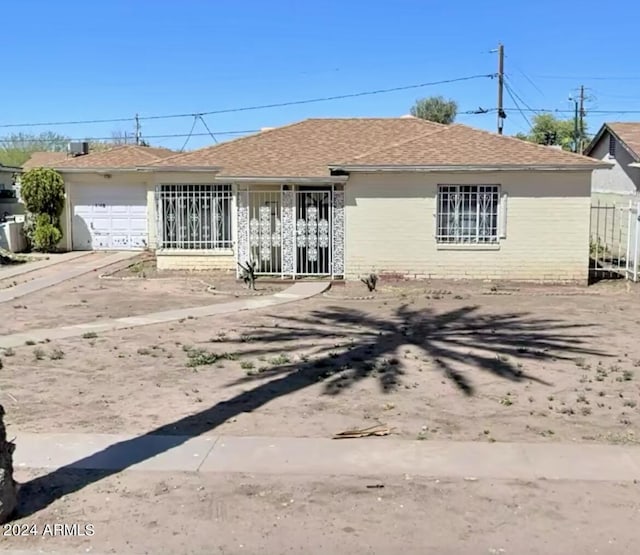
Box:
344;126;451;163
132;145;174;161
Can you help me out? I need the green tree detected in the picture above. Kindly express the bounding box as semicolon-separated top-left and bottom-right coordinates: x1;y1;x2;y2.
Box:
0;132;69;167
410;96;458;124
20;168;66;252
514;113;583;152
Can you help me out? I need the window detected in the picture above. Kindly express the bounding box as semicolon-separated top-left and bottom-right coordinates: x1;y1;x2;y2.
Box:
608;134;616;158
157;184;232;249
437;185;500;244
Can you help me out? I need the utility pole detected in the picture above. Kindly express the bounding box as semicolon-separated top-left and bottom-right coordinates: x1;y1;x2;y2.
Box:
578;85;585;154
572;98;579;154
135;113;141;146
497;43;505;134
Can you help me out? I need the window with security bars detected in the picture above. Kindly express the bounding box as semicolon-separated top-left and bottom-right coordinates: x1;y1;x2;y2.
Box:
437;185;500;244
157;184;232;249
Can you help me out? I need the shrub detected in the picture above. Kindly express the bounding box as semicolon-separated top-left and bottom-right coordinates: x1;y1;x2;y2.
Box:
19;168;65;251
20;168;65;217
31;214;62;252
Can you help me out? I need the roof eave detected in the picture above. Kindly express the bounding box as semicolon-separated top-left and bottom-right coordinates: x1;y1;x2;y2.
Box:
222;176;348;184
584;124;608;157
137;165;222;173
53;167;141;173
53;166;222;173
328;163;611;172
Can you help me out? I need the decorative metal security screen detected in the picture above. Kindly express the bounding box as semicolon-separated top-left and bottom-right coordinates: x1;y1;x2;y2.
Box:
295;189;331;275
237;185;343;278
247;189;282;274
437;185;499;244
157;184;232;249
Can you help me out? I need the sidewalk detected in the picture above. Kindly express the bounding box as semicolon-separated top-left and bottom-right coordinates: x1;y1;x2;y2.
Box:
12;432;640;482
0;251;138;304
0;281;330;348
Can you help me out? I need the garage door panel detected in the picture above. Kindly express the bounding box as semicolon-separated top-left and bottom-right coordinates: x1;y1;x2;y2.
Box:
72;184;148;251
129;217;147;230
92;234;111;249
128;235;148;249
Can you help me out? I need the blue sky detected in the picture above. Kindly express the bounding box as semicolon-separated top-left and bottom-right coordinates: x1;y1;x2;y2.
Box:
3;0;640;150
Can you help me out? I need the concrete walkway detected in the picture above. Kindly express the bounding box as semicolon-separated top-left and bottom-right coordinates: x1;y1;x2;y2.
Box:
11;432;640;482
0;281;330;348
0;250;92;280
0;251;138;304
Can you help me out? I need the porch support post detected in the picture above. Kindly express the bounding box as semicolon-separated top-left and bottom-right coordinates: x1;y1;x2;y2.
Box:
281;187;295;276
332;188;345;277
236;187;250;277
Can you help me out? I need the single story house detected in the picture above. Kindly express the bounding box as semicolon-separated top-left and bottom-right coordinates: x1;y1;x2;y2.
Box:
585;122;640;205
47;118;608;283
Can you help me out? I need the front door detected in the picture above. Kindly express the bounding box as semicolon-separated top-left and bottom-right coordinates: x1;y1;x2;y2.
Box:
237;185;344;278
296;188;331;275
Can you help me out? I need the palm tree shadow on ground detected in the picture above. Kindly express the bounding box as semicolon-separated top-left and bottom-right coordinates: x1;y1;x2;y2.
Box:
224;304;604;396
13;303;607;520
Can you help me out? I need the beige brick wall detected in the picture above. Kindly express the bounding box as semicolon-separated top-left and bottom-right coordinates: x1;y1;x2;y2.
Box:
156;252;235;271
344;171;592;283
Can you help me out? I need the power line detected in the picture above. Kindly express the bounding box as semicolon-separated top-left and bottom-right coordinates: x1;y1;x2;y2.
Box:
504;81;532;130
198;115;218;144
504;76;540;114
502;108;640;114
0;129;259;145
179;117;199;152
532;75;640;81
513;67;546;99
163;74;495;119
0;74;494;129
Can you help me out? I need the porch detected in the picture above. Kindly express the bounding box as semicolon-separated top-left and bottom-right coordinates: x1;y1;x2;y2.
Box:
153;182;345;279
237;184;345;279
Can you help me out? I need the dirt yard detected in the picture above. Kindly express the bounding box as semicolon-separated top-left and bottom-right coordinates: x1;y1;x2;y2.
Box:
0;254;287;334
0;272;639;445
3;470;638;554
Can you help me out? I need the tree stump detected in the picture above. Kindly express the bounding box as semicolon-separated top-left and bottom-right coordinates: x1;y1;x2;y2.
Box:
0;405;16;523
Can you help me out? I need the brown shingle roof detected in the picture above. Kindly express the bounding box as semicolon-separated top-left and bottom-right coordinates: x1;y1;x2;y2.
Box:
53;145;175;169
150;118;602;176
22;151;68;170
335;124;601;168
151;118;444;176
606;123;640;160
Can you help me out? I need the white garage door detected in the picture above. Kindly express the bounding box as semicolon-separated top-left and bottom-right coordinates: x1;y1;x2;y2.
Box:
72;184;148;250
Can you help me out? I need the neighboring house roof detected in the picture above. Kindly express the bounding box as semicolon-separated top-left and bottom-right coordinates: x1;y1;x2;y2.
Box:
22;151;68;170
149;118;604;177
52;145;176;170
584;122;640;161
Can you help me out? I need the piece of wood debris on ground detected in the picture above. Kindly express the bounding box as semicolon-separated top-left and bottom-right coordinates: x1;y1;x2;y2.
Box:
332;424;391;439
